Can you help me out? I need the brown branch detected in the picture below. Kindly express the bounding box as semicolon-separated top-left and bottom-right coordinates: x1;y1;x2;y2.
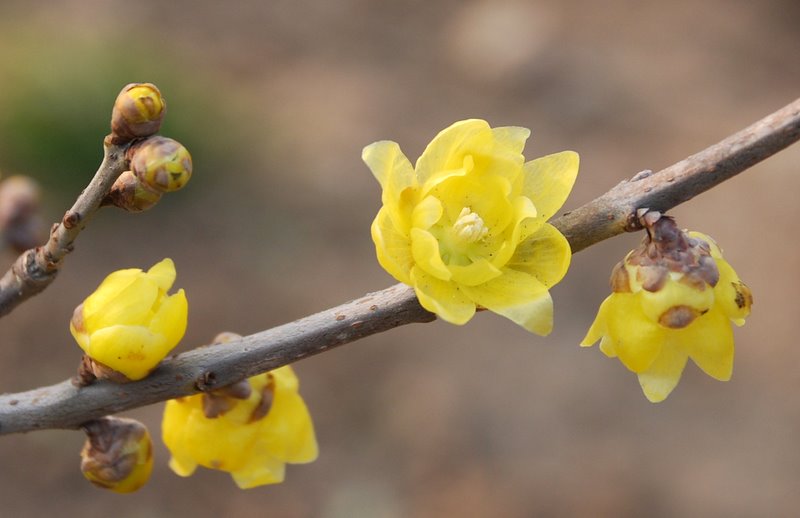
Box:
0;97;798;435
0;139;129;317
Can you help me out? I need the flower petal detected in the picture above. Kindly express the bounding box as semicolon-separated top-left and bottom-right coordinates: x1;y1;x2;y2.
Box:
713;258;752;326
410;228;451;281
371;207;413;284
148;289;188;353
600;293;664;373
449;258;502;286
86;324;161;380
231;456;286;489
637;346;689;403
415;120;491;186
362;140;415;196
521;150;579;221
680;307;734;381
491;126;531;155
411;195;443;230
462;268;553;335
508;223;571;288
411;266;475;324
146;258;176;292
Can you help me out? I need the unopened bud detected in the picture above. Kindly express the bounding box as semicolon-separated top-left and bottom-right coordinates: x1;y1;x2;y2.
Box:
80;417;153;493
0;175;44;252
104;171;163;212
130;137;192;193
110;83;166;144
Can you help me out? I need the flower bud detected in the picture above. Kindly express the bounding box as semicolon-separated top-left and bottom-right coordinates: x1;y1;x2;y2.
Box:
582;214;752;402
80;417;153;493
70;258;188;382
0;175;44;252
104;171;163;212
110;83;166;144
130;137;192;193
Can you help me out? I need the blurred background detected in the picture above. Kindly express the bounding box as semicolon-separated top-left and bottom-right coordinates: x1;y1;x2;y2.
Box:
0;0;797;516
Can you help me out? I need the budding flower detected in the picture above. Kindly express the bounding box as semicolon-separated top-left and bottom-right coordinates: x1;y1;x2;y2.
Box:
0;175;43;252
104;171;163;212
70;258;188;382
162;333;318;489
80;417;154;493
129;136;192;193
110;83;166;144
581;214;752;402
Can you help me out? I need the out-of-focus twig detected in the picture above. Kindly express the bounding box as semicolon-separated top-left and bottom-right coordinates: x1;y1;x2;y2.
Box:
0;139;129;318
0;98;798;435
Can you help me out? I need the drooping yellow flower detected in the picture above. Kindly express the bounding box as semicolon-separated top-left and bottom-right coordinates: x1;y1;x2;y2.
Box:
162;356;318;489
70;258;188;381
581;215;753;402
80;417;154;494
364;119;579;334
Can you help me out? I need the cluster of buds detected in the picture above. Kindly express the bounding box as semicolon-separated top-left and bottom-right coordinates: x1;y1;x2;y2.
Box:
105;83;192;212
0;175;44;253
80;417;154;493
582;212;752;402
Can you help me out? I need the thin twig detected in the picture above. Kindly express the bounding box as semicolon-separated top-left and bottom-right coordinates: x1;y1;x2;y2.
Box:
0;98;798;435
0;139;128;318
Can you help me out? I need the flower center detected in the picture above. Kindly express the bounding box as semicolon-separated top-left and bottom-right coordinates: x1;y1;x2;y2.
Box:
452;207;488;243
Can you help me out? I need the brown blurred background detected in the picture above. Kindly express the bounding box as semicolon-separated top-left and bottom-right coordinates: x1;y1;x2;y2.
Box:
0;0;798;516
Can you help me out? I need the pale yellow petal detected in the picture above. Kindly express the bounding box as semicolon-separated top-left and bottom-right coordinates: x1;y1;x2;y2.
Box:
411;195;443;230
410;228;451;281
415;120;491;186
371;207;413;284
87;325;161;380
714;258;752;325
449;258;502;286
637;346;689;403
462;268;553;335
362;140;415;196
231;457;286;489
146;258;176;292
258;390;319;463
491;126;531;155
602;293;664;373
521;151;579;221
148;289;188;352
581;295;612;347
411;266;475;325
508;223;571;288
638;276;714;324
680;307;734;381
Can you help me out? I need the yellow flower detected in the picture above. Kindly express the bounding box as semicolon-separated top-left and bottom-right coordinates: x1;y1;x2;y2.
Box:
70;258;188;381
80;417;154;494
581;216;753;402
162;364;318;489
364;119;578;334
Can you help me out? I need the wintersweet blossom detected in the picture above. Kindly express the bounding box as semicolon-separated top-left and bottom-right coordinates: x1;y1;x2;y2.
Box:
364;119;579;334
581;216;752;402
70;258;188;381
162;362;318;489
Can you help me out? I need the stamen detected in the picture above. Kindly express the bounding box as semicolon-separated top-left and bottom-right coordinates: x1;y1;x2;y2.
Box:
453;207;488;243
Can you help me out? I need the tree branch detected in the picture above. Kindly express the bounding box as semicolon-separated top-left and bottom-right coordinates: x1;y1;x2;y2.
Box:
0;139;129;317
0;97;798;435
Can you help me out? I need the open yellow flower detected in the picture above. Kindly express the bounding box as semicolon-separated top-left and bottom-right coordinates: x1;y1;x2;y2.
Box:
581;216;753;402
70;258;188;381
162;363;318;489
364;119;578;334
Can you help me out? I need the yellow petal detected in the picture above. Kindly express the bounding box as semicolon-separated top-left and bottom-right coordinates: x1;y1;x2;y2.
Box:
411;195;443;230
581;295;612;347
521;150;579;221
258;390;319;463
371;207;413;284
491;126;531;155
231;457;286;489
680;307;734;381
271;365;300;393
86;325;161;380
688;231;723;259
362;140;415;197
601;293;664;372
713;258;752;325
411;266;475;324
449;258;502;286
462;268;553;335
508;223;571;288
148;289;188;352
638;276;714;325
410;228;451;281
637;346;689;403
82;269;150;327
146;258;176;292
415;120;491;186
